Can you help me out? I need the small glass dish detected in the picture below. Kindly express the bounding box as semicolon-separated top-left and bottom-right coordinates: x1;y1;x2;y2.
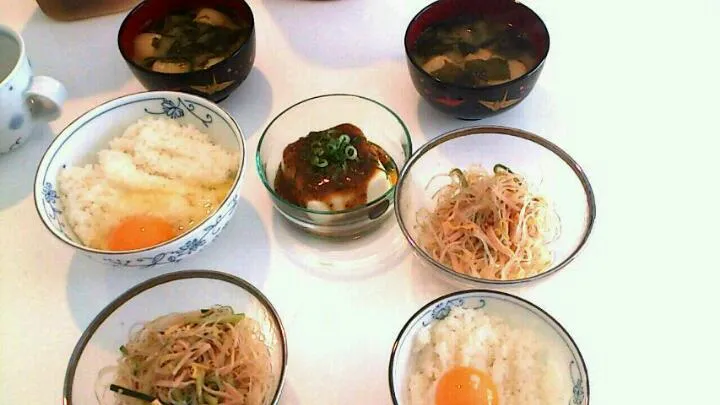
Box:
63;270;288;405
394;126;595;287
257;94;412;238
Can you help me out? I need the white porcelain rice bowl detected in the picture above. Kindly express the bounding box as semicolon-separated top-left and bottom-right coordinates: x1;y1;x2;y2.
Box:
33;91;245;268
389;290;589;405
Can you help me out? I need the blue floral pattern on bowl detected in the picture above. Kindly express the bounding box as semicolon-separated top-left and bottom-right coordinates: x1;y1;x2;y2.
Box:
101;194;239;268
569;359;585;405
34;91;245;269
7;136;23;152
41;182;64;226
390;291;589;405
144;97;213;127
422;297;483;326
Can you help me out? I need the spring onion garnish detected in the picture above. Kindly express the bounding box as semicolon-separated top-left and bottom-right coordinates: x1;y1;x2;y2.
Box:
337;134;350;145
493;164;513;174
345;145;358;160
308;130;359;169
311;156;329;167
449;168;468;188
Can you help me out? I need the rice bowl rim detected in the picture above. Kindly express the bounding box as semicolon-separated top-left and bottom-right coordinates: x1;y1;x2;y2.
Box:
33;90;246;255
393;125;596;286
387;289;590;405
62;270;289;405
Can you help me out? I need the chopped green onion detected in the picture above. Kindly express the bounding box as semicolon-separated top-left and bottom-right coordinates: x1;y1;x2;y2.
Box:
214;314;246;324
305;129;363;170
493;164;513;174
449;168;468;187
205;376;221;391
345;145;358;160
119;345;129;355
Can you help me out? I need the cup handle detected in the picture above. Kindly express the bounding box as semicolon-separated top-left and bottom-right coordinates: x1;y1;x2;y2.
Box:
25;76;67;122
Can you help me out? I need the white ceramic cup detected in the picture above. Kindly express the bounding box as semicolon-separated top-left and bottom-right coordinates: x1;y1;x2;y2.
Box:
0;25;67;154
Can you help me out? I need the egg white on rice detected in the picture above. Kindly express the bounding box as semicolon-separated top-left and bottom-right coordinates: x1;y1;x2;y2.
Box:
57;117;238;250
408;306;569;405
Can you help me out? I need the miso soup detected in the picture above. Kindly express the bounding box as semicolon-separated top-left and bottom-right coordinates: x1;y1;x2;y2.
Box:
133;8;250;74
411;16;537;87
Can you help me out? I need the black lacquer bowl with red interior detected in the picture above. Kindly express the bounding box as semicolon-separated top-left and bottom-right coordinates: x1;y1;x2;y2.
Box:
404;0;550;120
118;0;255;102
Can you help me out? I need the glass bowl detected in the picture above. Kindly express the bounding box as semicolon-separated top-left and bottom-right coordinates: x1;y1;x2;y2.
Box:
388;289;589;405
63;270;288;405
394;126;595;287
257;94;412;238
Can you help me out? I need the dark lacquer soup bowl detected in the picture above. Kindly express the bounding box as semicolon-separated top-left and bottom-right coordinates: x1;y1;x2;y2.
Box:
118;0;256;102
404;0;550;120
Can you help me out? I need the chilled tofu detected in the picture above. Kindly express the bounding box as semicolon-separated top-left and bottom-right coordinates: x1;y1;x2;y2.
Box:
465;48;493;62
194;8;238;29
274;123;398;222
305;165;392;212
133;33;162;60
365;163;394;202
508;59;528;79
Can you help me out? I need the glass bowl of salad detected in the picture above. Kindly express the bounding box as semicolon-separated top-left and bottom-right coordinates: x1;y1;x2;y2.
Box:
64;270;288;405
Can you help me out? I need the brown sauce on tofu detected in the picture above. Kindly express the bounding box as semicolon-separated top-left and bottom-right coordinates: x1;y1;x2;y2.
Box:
274;123;398;210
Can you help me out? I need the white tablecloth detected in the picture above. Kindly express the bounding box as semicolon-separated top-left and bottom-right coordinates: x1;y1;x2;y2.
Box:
1;1;718;404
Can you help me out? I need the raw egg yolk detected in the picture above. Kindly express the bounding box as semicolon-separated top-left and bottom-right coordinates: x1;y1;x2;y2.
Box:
107;215;176;251
435;366;499;405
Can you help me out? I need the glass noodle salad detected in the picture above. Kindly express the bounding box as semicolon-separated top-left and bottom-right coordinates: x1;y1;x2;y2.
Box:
416;165;559;280
102;306;273;405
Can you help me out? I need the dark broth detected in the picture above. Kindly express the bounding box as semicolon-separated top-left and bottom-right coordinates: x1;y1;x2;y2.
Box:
412;16;536;87
133;7;250;73
274;123;398;211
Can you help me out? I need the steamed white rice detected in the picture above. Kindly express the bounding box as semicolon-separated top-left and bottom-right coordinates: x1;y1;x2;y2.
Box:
57;117;239;249
408;306;568;405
